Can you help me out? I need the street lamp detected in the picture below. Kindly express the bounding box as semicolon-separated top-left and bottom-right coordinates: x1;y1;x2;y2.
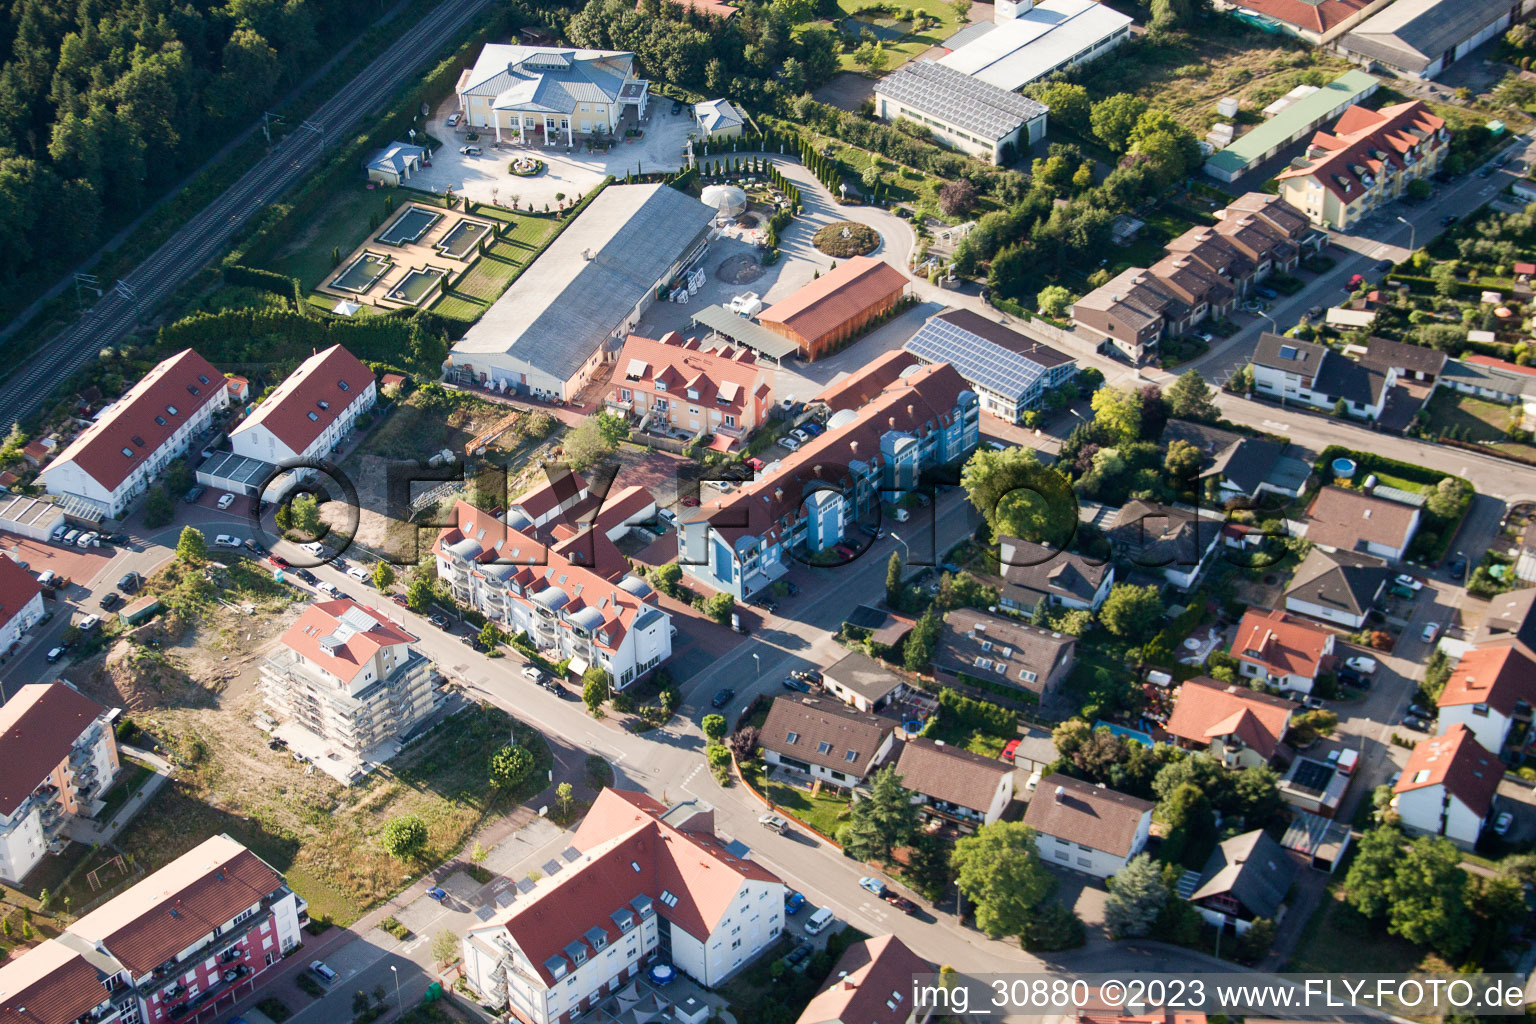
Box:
1395;214;1416;253
390;965;400;1015
889;531;909;561
751;652;760;679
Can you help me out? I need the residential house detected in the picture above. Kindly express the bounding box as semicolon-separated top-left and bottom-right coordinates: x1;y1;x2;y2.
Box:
1442;355;1536;418
607;332;773;448
1069;268;1185;364
1185;830;1298;935
994;536;1114;615
1276;101;1448;229
1393;724;1505;847
230;345;376;470
1023;774;1153;879
796;935;934;1024
873;59;1047;165
1359;336;1446;382
1278;745;1359;817
1340;0;1534;80
463;789;782;1017
364;142;426;186
757;257;909;361
1165;420;1313;501
450;185;715;401
1471;587;1536;658
1250;333;1393;419
455;45;650;143
1212;0;1393;45
1204;70;1381;183
39;349;230;520
1293;485;1421;561
895;738;1015;827
902;308;1077;423
1435;644;1536;754
1075;991;1208;1024
677;352;979;600
0;682;119;882
694;98;745;138
1107;500;1224;590
936;0;1132;92
260;600;440;775
1283;548;1389;628
759;696;896;787
1233;608;1336;695
932;608;1076;701
0;834;306;1024
822;650;907;714
436;500;672;690
1164;677;1296;767
0;555;45;654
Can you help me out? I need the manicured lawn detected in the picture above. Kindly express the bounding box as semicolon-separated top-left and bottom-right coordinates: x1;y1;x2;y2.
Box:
924;716;1007;757
260;185;410;287
1422;390;1536;460
762;776;852;838
93;758;155;824
821;0;965;73
1285;881;1448;975
431;212;561;321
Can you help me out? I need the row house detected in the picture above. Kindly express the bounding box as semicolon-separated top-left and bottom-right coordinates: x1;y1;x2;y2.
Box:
0;682;120;882
1276;100;1449;230
463;789;783;1021
677;351;979;600
607;331;773;449
229;345;376;468
436;500;671;689
0;834;305;1024
39;350;229;521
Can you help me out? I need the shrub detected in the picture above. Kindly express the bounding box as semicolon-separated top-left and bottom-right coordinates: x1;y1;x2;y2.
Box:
812;221;880;257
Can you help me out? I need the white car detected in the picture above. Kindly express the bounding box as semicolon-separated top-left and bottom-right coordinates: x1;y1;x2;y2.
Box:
459;145;481;156
1420;621;1441;643
78;615;101;632
521;665;542;681
777;436;801;452
346;565;371;583
216;493;235;510
1345;656;1378;674
302;541;327;558
1394;574;1423;591
214;534;242;549
447;113;461;127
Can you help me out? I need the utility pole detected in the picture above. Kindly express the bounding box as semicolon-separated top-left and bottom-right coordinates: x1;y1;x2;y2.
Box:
262;111;285;147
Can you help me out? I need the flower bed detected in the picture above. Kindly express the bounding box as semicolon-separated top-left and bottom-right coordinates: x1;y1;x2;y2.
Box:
509;158;546;177
812;220;880;257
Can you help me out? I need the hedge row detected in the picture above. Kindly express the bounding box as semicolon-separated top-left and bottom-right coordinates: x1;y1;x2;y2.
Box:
1314;445;1472;493
221;261;307;313
1384;273;1497;300
930;686;1016;738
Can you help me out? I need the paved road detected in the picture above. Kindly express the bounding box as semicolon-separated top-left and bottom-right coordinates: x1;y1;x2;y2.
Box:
0;0;494;429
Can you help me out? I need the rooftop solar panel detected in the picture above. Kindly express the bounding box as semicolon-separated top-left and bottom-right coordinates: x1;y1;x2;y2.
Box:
903;314;1069;400
874;60;1047;142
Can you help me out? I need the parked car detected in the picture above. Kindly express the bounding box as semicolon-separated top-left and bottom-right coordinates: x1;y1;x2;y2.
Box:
216;493;235;510
296;569;318;585
776;436;801;452
1420;622;1441;643
745;457;765;471
1339;667;1369;688
784;890;805;915
184;485;205;503
214;534;242;549
759;813;789;834
521;665;543;681
100;592;121;611
1345;656;1378;674
62;529;80;546
446;113;461;127
390;593;409;607
1494;811;1515;835
800;422;824;437
1302;695;1325;710
785;942;813;967
782;676;811;692
1402;716;1430;732
78;615;100;632
1253;285;1278;300
459;145;482;155
118;571;142;593
883;893;917;915
859;524;886;539
858;876;886;897
1446;557;1467;577
671;99;683;115
427;887;448;902
46;646;66;663
710;687;735;708
544;680;570;698
77;532;98;548
310;961;338;984
791;428;810;443
1394;574;1423;591
1388;584;1418;600
429;613;450;629
1407;703;1431;718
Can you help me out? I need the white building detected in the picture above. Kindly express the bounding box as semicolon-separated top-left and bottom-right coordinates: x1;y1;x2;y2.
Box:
1435;644;1536;754
937;0;1132;92
260;600;441;775
1023;774;1153;878
873;60;1047;164
435;500;671;689
0;555;45;655
1393;724;1504;848
0;492;66;542
455;45;650;144
39;349;229;520
230;345;376;467
759;696;897;787
463;789;783;1020
0;682;119;882
1281;548;1388;629
1341;0;1536;80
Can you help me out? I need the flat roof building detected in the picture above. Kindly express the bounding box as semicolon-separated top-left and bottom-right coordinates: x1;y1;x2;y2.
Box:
873;59;1047;164
903;307;1076;423
937;0;1133;92
1341;0;1533;80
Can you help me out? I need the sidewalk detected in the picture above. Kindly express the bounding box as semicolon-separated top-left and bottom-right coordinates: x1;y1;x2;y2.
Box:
65;744;176;846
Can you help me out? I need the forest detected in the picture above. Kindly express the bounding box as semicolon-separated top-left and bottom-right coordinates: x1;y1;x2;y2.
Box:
0;0;377;311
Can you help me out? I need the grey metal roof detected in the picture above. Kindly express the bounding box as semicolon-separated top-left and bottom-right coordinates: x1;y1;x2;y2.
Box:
1342;0;1511;73
873;59;1047;143
694;99;744;132
453;185;715;381
904;308;1072;401
366;142;425;175
460;45;635;114
690;304;799;360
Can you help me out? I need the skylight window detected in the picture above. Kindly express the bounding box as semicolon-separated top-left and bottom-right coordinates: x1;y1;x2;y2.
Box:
166;405;179;416
198;375;210;385
155;416;166;426
121;447;135;458
307;412;319;421
659;890;679;908
817;741;833;755
786;731;800;744
1279;346;1299;361
844;750;858;763
338;380;350;391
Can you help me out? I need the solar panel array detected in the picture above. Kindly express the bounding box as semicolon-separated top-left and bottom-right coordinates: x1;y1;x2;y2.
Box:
875;60;1047;142
903;315;1051;400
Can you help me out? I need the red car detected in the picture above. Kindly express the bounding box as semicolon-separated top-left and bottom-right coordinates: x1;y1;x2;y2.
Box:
390;594;409;607
681;495;699;507
883;893;918;915
834;544;856;559
746;457;764;471
268;554;289;568
1348;273;1365;288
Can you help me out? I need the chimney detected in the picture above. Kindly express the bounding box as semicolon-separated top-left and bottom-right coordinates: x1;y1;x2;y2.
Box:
1054;785;1065;802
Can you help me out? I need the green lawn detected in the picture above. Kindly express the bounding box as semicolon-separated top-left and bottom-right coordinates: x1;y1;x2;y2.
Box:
762;777;852;838
1285;882;1447;975
93;758;155;824
820;0;965;74
1422;390;1536;460
260;185;410;287
924;715;1008;757
431;212;560;321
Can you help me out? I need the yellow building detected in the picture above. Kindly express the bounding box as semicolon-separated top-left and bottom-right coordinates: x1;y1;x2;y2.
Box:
455;45;650;147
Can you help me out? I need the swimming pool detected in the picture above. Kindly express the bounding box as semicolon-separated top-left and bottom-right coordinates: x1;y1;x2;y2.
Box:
379;206;443;246
436;219;491;260
330;251;392;293
387;267;447;306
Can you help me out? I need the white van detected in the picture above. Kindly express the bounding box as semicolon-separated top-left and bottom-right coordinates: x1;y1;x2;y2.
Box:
803;907;835;936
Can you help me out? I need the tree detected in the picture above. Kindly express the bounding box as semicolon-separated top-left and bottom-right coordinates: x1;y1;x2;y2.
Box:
564;416;620;471
1407;178;1432;201
651;561;683;597
1100;583;1163;641
1383;836;1472;955
1230;764;1281;824
1426;476;1470;518
432;930;460;966
1090;386;1141;443
703;592;734;625
1030;82;1091;134
960;445;1076;546
557;781;574;817
380;815;429;860
490;744;535;789
844;765;919;860
852;41;889;72
1233;918;1276;962
1164;440;1203;483
886;552;904;607
1089;94;1150;153
144;486;174;528
285;493;321;538
583;668;611;714
938;178;978;217
1159;783;1218;868
1020;900;1086;951
406;577;434;613
951;822;1055;938
372;562;397;591
1104;854;1167;937
479;621;506;651
1036;284;1073;319
175;526;207;565
1166;370;1220;423
702;714;727;742
1344;826;1403;920
903;609;940;671
354;990;372;1015
904;831;955;901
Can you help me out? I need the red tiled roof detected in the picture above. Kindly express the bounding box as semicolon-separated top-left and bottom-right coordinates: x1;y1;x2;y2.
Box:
0;682;106;816
1221;0;1371;33
277;599;416;687
1078;987;1207;1024
814;350;919;412
797;936;932;1024
69;835;283;976
513;466;587;520
645;0;739;16
1394;723;1503;817
612;331;770;423
0;555;42;637
1466;354;1536;379
44;349;224;494
759;257;909;346
231;344;372;459
1164;676;1295;760
492;790;779;985
0;940;111;1024
1277;101;1447;203
1438;644;1536;713
1233;608;1332;680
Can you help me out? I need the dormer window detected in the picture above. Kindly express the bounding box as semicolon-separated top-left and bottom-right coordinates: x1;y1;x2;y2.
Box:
687;388;699;401
338;380;349;391
166;405;179;416
655;381;667;392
